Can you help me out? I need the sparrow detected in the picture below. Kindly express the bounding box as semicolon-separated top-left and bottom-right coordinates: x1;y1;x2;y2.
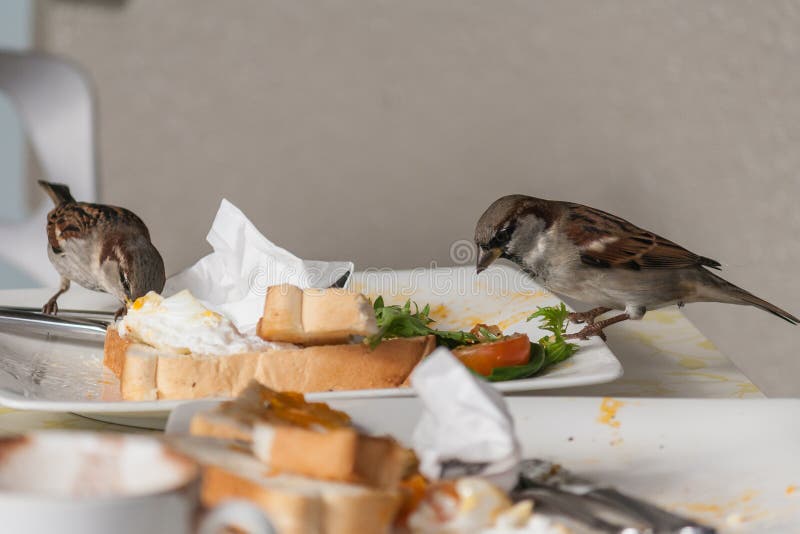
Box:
474;194;798;340
39;180;166;317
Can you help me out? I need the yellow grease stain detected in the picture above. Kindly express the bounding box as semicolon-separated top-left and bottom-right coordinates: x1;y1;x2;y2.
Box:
597;398;624;428
735;383;761;398
642;309;682;325
452;315;490;330
678;357;708;370
786;485;797;495
498;311;535;331
697;339;716;351
740;489;758;503
683;503;724;515
428;304;450;321
507;290;551;302
670;371;731;383
673;490;763;520
725;510;771;525
626;331;664;345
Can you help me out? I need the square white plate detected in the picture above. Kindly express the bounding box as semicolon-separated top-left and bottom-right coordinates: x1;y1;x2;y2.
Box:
166;396;800;533
0;265;621;425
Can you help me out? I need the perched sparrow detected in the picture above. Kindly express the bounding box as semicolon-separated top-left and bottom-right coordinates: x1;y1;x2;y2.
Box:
39;180;166;317
474;194;798;340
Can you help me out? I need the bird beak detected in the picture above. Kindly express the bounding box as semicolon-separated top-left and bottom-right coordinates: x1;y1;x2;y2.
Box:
476;247;502;274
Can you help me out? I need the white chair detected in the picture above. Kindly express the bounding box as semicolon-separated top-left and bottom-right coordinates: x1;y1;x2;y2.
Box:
0;50;98;287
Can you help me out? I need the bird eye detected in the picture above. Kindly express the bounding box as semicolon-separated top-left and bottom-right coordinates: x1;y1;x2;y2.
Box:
494;225;514;246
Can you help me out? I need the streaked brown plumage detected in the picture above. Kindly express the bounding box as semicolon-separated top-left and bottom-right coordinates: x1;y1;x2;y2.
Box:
39;180;165;316
475;194;798;339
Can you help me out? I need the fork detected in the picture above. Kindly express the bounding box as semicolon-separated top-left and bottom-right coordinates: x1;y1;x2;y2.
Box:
514;459;717;534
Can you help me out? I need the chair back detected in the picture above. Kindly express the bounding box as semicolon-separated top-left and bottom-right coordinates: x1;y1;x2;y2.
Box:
0;51;97;286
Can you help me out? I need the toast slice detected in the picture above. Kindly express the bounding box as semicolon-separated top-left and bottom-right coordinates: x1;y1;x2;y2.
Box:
257;284;378;345
189;380;352;442
104;329;435;401
167;436;402;534
190;381;416;488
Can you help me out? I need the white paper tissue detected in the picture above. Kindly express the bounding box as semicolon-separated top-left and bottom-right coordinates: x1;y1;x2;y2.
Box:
410;347;522;491
164;199;353;333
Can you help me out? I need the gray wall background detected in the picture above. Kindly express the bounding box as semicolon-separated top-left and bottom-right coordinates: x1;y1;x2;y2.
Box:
36;1;799;394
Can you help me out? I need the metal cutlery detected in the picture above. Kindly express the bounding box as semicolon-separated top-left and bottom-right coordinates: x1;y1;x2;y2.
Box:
513;484;637;533
0;306;108;341
0;273;353;342
0;305;114;318
515;459;717;534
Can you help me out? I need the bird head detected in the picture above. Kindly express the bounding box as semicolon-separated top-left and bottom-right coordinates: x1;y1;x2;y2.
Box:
473;194;554;273
99;236;166;303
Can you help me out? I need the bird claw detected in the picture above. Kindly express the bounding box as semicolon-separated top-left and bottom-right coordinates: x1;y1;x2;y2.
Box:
42;299;59;315
564;324;608;342
113;306;127;321
568;307;611;326
567;311;593;325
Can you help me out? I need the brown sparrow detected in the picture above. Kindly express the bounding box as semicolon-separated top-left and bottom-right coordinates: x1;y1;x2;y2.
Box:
39;180;166;317
474;194;798;340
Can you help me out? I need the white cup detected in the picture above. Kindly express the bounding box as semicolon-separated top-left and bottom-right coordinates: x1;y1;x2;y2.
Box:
0;431;274;534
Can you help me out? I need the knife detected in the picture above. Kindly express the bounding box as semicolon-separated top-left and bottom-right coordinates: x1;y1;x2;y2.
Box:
0;270;356;343
0;307;108;341
513;484;637;533
516;459;716;534
0;272;351;321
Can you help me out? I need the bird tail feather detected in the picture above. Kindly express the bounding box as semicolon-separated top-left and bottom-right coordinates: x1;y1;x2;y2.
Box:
38;180;75;205
703;270;798;325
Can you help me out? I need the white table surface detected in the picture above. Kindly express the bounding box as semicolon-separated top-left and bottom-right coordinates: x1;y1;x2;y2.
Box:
0;287;785;532
0;287;762;436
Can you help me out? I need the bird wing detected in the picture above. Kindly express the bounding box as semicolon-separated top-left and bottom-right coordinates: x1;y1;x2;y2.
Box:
47;203;150;254
562;203;721;271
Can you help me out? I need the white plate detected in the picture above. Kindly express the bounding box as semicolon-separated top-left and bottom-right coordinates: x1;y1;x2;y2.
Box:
167;396;800;532
0;265;621;425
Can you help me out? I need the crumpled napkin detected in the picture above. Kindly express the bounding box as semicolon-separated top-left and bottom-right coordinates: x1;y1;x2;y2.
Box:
410;348;522;491
163;199;353;333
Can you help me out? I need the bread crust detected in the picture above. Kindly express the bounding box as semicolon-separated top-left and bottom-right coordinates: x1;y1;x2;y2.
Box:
170;427;403;534
103;329;436;400
267;427;412;488
257;284;378;345
201;466;321;534
189;382;416;489
189;412;253;443
104;329;160;400
103;327;129;379
121;345;159;401
201;465;401;534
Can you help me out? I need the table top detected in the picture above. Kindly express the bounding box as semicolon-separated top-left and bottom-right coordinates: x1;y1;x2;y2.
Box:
0;288;762;437
550;306;763;399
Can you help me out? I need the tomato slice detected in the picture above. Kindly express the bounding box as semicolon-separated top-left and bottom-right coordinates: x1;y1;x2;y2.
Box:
452;333;531;376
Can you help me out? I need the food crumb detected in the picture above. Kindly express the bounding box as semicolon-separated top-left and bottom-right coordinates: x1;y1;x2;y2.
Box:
683;503;723;515
597;397;624;428
740;489;757;503
787;485;797;496
429;304;450;321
